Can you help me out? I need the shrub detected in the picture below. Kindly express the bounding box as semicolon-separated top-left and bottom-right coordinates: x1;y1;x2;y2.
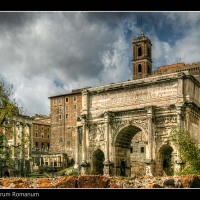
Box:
171;129;200;175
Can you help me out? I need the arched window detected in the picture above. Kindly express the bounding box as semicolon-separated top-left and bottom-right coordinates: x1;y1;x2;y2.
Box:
138;64;142;73
138;46;142;56
42;142;44;151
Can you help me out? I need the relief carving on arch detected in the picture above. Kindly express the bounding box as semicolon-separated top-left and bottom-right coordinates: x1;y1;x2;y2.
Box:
155;115;177;125
88;124;97;146
88;123;105;147
155;126;176;142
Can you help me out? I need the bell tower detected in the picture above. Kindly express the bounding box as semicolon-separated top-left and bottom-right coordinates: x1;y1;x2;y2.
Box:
132;32;152;80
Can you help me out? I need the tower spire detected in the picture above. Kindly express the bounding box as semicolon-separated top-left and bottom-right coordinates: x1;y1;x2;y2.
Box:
141;16;144;35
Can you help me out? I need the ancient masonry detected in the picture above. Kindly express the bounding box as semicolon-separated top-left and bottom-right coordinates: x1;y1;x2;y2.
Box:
50;33;200;177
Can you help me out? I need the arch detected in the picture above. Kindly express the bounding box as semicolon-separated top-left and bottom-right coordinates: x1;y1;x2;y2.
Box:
113;124;148;177
158;145;174;176
92;149;105;175
113;124;147;145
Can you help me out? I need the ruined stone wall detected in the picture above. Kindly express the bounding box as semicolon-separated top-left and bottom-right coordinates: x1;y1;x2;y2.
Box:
184;77;200;105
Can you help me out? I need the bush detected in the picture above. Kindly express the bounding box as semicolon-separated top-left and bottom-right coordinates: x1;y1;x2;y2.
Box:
171;129;200;175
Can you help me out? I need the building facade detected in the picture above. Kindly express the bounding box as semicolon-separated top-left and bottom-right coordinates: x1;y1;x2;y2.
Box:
48;88;83;167
48;32;200;177
0;114;33;177
73;33;200;177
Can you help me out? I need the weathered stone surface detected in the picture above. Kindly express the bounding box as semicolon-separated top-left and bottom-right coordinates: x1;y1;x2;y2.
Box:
37;178;54;188
181;175;200;188
163;179;175;188
0;175;200;188
146;184;163;188
55;176;77;188
109;183;120;188
77;175;110;188
0;179;12;187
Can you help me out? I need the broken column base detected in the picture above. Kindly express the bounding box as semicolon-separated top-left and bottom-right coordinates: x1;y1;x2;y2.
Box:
80;160;89;175
145;159;154;176
103;160;113;177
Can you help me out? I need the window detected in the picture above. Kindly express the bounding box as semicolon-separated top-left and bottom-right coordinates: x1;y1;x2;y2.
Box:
47;134;50;139
41;142;44;151
35;125;38;130
66;114;69;119
66;97;69;102
35;142;38;150
141;147;145;153
47;143;50;151
148;47;151;57
74;112;77;119
59;97;62;104
74;105;77;110
59;107;62;112
59;138;63;143
130;147;133;153
66;106;68;111
53;99;57;105
73;96;77;101
138;46;142;56
41;126;44;131
138;64;142;73
59;115;62;120
36;133;38;137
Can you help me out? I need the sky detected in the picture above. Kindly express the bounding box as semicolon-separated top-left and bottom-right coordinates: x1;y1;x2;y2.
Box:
0;11;200;116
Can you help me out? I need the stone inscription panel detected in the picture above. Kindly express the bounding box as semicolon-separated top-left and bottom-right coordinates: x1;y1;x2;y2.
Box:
90;81;178;111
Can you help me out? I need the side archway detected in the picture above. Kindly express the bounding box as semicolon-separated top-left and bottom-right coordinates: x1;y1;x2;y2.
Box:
157;145;174;176
91;149;105;175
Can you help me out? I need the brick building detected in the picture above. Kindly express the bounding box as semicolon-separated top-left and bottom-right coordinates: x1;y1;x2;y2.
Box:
152;62;200;81
48;88;84;166
31;114;50;153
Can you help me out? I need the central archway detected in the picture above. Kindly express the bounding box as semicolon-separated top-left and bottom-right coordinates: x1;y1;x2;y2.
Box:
114;125;148;177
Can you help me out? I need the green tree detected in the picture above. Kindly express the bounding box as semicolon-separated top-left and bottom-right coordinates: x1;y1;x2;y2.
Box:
0;79;19;176
0;80;19;125
171;129;200;175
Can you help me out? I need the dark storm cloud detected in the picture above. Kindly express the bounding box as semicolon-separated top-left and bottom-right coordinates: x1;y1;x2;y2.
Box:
0;12;37;30
84;12;133;27
0;12;134;115
0;11;200;116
